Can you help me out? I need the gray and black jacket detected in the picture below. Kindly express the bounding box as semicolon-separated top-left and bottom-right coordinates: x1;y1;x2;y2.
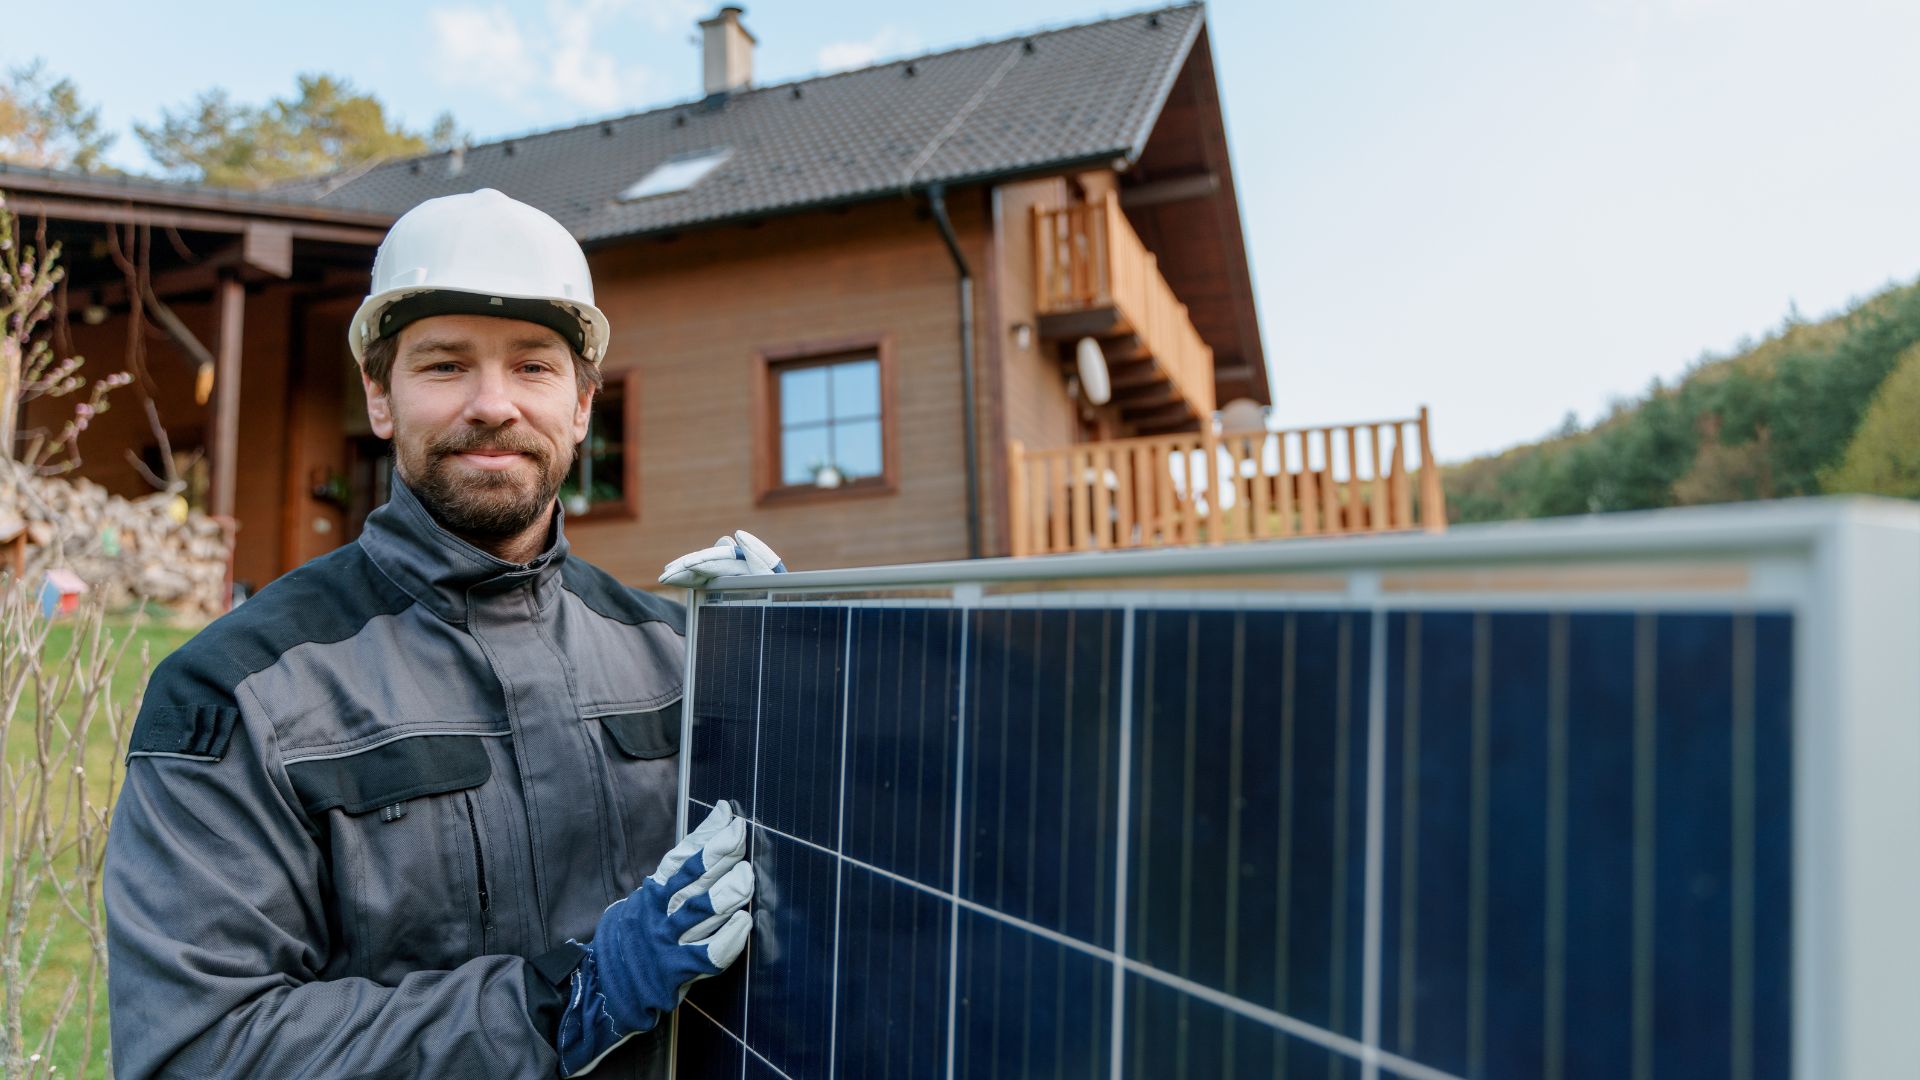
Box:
105;478;686;1078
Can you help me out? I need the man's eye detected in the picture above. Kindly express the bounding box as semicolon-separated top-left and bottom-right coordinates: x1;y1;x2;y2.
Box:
431;362;461;373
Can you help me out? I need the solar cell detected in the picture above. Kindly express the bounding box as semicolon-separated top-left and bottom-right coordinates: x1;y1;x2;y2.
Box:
676;599;1793;1080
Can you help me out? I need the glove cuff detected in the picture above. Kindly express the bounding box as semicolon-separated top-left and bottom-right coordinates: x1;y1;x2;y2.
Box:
557;944;652;1077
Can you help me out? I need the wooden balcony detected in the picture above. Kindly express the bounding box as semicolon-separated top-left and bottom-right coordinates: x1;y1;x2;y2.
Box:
1034;193;1216;431
1007;408;1447;556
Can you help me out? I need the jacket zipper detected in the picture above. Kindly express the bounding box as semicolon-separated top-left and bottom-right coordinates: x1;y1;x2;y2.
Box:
462;792;494;942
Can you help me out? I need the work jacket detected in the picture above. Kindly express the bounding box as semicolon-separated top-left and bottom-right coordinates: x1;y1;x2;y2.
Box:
105;478;687;1078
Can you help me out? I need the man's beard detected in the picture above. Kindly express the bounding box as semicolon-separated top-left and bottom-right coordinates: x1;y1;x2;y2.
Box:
401;426;571;544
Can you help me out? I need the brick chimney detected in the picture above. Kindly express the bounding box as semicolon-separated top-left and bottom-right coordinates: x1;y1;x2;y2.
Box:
700;7;755;97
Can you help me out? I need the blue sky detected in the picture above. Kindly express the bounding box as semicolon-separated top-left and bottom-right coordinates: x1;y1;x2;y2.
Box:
8;0;1919;461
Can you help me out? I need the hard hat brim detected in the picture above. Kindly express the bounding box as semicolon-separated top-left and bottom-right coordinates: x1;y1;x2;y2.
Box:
348;286;611;366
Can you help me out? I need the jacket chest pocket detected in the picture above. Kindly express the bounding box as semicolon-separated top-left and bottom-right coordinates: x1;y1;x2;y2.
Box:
591;701;681;892
287;733;498;980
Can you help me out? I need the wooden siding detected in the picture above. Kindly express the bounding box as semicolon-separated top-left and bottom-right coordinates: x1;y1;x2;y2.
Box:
568;196;997;582
992;177;1081;457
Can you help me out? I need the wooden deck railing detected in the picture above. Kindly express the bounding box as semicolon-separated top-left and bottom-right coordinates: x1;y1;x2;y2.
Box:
1008;407;1447;556
1034;193;1217;418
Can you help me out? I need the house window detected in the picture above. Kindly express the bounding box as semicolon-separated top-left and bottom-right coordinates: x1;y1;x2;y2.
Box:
619;148;732;201
756;336;896;503
561;369;638;520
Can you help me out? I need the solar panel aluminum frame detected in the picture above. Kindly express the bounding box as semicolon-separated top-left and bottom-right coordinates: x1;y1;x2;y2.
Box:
669;496;1920;1080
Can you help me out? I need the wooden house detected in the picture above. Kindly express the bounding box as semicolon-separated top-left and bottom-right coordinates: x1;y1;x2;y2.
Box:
2;2;1442;597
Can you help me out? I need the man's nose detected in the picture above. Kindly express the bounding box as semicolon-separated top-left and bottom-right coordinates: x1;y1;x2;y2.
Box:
462;367;522;427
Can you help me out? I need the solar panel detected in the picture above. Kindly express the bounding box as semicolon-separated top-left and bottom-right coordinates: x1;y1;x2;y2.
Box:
668;501;1919;1080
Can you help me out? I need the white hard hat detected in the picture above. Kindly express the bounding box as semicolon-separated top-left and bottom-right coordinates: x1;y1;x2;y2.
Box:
348;188;610;365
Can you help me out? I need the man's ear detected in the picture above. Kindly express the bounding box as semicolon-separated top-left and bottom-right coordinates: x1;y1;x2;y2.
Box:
362;367;395;439
572;382;594;446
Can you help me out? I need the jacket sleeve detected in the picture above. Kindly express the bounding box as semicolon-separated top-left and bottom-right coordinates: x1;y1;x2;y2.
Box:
105;659;577;1079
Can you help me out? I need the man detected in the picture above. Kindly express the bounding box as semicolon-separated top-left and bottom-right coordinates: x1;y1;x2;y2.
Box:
105;189;785;1078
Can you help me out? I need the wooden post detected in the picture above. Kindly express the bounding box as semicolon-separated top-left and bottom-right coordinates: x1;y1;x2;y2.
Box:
1059;449;1075;549
1344;424;1361;532
1320;428;1341;535
208;272;245;521
1393;422;1414;529
1249;435;1270;539
1175;440;1190;541
1114;444;1135;549
1090;445;1112;549
1418;405;1447;532
1369;424;1387;532
1202;422;1223;545
1031;206;1048;314
1298;432;1319;535
1032;453;1050;556
1132;444;1154;547
1070;448;1091;550
1101;192;1124;307
1274;430;1294;537
1152;441;1167;541
1008;440;1029;557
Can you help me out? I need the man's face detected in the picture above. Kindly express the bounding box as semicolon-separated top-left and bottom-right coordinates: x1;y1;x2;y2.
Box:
363;313;592;543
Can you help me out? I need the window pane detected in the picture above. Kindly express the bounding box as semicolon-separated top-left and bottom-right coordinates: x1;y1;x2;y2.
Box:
782;426;830;486
592;386;625;447
834;419;883;479
618;148;733;202
830;359;880;420
569;384;627;507
780;367;830;426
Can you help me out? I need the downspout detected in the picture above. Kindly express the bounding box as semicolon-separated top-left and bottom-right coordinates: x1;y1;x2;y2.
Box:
927;183;982;559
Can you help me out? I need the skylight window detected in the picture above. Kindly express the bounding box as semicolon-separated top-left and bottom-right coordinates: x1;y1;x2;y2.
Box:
619;148;732;201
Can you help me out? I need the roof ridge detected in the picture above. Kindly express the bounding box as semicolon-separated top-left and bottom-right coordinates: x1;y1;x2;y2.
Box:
299;0;1203;196
740;0;1202;96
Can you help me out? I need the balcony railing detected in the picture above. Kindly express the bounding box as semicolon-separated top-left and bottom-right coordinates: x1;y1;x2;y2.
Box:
1007;408;1447;556
1034;193;1216;427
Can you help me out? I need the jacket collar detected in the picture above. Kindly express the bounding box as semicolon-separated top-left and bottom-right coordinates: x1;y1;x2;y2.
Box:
358;477;570;624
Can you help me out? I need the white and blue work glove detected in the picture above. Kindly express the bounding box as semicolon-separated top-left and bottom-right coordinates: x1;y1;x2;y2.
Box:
659;531;787;588
557;801;755;1076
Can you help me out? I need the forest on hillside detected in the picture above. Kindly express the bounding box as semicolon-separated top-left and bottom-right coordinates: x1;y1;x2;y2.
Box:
1445;278;1920;523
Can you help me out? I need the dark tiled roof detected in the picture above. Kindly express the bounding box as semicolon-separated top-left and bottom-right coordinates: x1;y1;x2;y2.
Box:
285;3;1204;243
0;160;395;225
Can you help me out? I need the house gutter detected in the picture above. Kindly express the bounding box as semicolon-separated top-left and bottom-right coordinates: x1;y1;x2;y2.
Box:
926;183;982;560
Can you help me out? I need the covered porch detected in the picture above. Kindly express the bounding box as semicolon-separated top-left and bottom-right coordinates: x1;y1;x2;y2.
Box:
0;164;393;593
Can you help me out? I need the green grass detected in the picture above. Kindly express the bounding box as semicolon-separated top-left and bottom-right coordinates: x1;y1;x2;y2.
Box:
3;613;195;1077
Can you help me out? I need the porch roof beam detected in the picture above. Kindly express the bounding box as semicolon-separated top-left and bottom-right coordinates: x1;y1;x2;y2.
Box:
0;168;394;227
0;193;387;246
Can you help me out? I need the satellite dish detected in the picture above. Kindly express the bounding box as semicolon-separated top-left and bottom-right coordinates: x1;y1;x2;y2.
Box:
1218;398;1267;435
1075;337;1112;406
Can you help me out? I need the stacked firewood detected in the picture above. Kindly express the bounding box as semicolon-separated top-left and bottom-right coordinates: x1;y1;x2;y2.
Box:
0;470;232;619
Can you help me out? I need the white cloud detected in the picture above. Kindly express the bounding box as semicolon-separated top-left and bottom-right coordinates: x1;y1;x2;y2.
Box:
429;5;537;97
633;0;706;34
815;26;922;73
428;0;661;113
546;0;654;110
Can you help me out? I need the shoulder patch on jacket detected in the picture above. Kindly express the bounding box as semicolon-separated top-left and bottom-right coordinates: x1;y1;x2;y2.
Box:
561;559;687;634
124;543;415;765
128;704;242;760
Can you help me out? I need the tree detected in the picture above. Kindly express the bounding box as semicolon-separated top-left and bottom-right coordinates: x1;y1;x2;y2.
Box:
1823;341;1920;499
136;74;460;189
0;60;115;173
